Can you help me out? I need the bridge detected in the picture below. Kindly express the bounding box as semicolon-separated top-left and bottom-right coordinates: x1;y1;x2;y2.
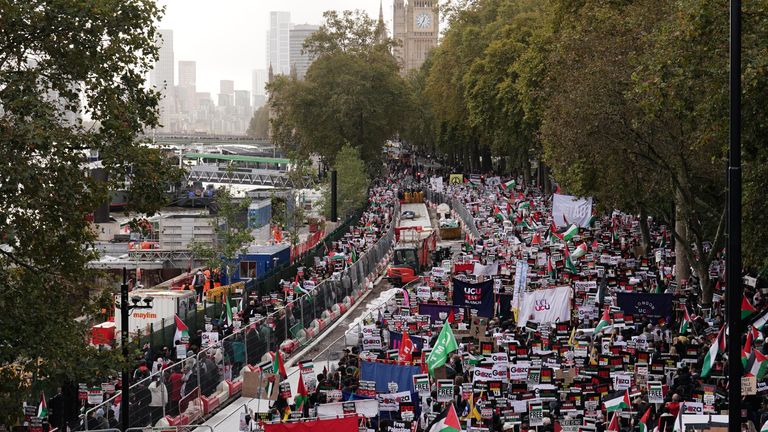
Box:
183;153;317;188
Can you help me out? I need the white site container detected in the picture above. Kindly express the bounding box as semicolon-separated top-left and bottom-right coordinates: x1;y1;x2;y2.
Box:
114;289;197;339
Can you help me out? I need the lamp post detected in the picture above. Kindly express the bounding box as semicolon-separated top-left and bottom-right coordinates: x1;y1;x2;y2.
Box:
727;1;742;432
117;267;154;432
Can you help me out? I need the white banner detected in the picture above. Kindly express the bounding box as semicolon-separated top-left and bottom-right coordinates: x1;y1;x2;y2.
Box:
473;262;499;277
553;194;593;228
317;399;380;418
430;177;444;193
517;286;572;327
376;391;413;411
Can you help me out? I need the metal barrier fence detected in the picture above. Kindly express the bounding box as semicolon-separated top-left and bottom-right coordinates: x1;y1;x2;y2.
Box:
82;202;398;431
425;188;481;240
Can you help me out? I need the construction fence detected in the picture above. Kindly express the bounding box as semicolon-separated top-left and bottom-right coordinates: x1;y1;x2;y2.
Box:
81;204;397;430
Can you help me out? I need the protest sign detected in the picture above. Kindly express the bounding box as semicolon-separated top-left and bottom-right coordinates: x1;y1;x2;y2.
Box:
412;374;430;396
648;381;664;403
437;379;454;402
529;403;544;426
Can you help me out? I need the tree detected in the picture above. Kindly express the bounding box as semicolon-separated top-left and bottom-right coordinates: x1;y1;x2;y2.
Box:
323;144;369;219
0;0;178;423
190;187;253;283
268;9;408;174
246;105;270;139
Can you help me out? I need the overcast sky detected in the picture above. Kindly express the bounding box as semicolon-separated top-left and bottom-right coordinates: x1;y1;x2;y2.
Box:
156;0;389;96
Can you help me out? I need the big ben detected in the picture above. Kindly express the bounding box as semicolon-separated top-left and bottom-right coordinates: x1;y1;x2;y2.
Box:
393;0;439;74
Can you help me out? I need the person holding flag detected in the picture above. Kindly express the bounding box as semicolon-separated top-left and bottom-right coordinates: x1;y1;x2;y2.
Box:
425;322;458;375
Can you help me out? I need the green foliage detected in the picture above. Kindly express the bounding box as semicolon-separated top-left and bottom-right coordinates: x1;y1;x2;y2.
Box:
268;9;408;174
246;105;270;139
0;0;177;423
323;145;370;219
189;187;253;279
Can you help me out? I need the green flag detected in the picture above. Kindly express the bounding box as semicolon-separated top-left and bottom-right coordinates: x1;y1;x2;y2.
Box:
426;322;458;374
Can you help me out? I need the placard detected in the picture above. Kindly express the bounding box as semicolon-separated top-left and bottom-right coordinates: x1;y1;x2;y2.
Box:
202;331;220;347
742;376;757;396
87;389;104;405
437;379;454;402
413;374;430;396
362;335;383;351
648;381;664;404
529;403;544;426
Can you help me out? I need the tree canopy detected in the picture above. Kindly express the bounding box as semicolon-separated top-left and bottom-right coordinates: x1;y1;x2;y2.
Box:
268;9;408;174
0;0;180;422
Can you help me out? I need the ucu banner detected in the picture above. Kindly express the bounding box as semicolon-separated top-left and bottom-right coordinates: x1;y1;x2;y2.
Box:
516;286;572;327
452;278;494;318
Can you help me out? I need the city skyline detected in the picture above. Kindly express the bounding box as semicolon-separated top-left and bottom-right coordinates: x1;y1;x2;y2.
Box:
156;0;387;96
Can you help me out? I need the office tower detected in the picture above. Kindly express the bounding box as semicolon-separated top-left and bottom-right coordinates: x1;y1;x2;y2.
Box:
218;80;234;107
178;61;196;88
252;69;267;109
150;29;175;128
289;24;320;80
267;11;291;75
234;90;250;108
177;60;196;113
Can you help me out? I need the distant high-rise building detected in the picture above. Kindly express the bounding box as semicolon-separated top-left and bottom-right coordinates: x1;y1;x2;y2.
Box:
150;29;175;129
177;61;196;113
219;80;235;96
267;11;291;75
252;69;267;109
178;61;196;88
289;24;320;80
234;90;250;108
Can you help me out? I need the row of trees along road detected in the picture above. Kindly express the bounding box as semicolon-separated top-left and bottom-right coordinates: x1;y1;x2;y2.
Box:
394;0;768;306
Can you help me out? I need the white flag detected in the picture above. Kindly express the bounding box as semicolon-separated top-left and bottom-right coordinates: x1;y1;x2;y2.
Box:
517;286;572;327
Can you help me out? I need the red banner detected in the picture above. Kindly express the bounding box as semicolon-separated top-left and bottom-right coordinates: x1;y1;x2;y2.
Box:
264;415;360;432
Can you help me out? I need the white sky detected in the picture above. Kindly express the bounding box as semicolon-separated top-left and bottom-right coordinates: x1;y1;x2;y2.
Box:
156;0;390;96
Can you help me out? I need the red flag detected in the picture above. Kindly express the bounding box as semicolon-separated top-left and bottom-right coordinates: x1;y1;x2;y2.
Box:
447;308;456;324
398;330;414;362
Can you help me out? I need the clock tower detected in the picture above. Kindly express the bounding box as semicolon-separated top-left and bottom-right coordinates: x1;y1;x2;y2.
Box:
393;0;439;74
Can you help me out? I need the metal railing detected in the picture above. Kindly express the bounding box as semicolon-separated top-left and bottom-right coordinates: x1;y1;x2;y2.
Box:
81;199;399;430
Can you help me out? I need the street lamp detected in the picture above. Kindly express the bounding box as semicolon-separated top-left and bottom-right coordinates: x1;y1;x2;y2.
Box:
115;267;154;432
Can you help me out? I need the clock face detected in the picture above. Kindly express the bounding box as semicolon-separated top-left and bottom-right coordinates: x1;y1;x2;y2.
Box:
415;12;432;29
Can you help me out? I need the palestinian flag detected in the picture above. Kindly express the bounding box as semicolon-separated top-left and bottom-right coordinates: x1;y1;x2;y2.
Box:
428;404;461;432
638;407;651;432
37;391;48;418
743;326;758;368
701;324;726;378
761;419;768;432
560;224;579;241
272;350;287;379
502;179;516;190
173;314;190;347
571;242;588;259
563;246;577;274
351;248;358;263
224;292;234;326
753;310;768;332
294;373;309;410
547;256;557;280
745;349;768;380
742;295;757;319
549;223;563;241
679;306;691;334
606;412;620;432
518;201;531;211
594;309;611;334
494;206;504;220
603;389;631;413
